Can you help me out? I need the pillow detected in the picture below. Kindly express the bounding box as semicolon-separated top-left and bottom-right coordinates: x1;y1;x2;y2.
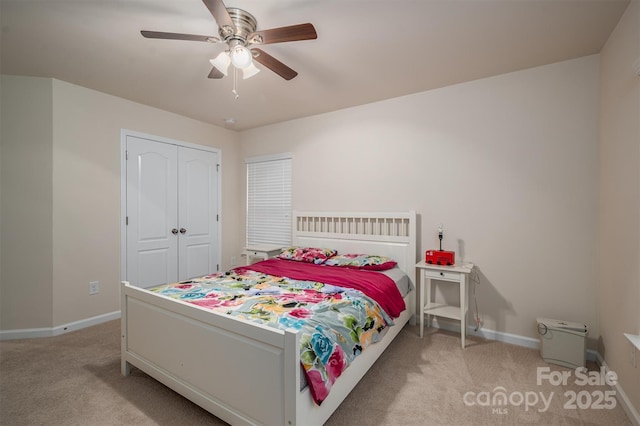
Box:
324;253;397;271
276;246;338;264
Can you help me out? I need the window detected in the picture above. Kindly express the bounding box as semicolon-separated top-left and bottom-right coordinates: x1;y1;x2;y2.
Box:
246;153;292;246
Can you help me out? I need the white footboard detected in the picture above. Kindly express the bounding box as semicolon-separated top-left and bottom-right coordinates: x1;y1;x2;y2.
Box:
121;282;301;426
121;281;412;426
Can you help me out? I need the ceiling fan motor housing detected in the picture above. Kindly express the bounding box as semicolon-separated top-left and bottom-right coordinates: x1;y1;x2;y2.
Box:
220;8;258;45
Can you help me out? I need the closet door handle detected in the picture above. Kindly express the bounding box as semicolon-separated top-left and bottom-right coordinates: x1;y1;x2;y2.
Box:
180;228;187;234
171;228;179;235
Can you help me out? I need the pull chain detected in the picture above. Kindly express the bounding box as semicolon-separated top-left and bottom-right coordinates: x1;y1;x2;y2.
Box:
232;67;239;100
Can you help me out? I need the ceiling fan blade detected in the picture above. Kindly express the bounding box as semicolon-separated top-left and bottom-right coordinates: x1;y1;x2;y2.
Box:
208;67;225;79
248;23;317;45
141;30;219;43
202;0;236;34
252;48;298;81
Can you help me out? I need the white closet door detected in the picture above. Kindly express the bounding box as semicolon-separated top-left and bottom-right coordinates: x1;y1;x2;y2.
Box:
126;136;178;287
178;147;219;280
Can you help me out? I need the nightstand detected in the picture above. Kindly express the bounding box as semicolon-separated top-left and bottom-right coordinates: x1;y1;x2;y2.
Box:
242;245;283;265
416;260;474;348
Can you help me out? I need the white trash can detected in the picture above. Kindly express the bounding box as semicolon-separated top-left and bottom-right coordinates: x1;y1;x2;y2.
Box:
536;318;587;369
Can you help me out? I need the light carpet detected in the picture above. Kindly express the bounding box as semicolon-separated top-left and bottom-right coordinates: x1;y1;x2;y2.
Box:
0;320;632;425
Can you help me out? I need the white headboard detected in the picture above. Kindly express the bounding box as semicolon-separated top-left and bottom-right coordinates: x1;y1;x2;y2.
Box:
292;211;417;291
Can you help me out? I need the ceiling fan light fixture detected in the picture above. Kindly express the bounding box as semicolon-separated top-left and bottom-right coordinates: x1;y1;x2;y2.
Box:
142;1;318;83
210;52;231;75
230;45;253;69
242;62;260;79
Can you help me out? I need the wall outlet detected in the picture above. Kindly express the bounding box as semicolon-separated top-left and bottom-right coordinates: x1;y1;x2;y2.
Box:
230;256;237;267
89;281;99;295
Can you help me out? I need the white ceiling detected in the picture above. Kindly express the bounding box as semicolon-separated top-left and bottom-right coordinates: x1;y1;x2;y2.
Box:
0;0;630;131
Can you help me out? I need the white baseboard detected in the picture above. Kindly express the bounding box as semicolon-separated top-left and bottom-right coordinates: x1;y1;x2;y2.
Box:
600;358;640;426
428;317;601;361
430;317;541;347
428;318;638;425
0;311;121;340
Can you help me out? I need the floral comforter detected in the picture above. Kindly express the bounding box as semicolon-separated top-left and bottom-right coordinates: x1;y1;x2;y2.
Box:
150;259;405;404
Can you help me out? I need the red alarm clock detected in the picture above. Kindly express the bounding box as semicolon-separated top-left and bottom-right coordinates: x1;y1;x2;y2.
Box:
425;250;455;266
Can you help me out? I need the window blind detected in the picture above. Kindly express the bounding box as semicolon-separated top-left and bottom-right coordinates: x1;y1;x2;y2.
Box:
246;153;292;246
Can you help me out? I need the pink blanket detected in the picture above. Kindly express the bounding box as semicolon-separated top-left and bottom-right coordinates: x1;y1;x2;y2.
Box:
235;258;405;317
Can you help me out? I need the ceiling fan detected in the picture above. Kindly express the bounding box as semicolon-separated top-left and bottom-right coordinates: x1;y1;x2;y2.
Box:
141;0;317;81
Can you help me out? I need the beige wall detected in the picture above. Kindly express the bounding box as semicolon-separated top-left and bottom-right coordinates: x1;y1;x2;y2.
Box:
240;55;601;342
598;0;640;413
0;76;242;329
0;17;637;414
0;76;54;329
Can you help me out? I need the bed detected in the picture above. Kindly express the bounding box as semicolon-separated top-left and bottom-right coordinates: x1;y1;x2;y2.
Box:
121;211;417;425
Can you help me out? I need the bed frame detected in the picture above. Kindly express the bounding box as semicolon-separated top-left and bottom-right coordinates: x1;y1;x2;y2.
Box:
121;211;417;425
